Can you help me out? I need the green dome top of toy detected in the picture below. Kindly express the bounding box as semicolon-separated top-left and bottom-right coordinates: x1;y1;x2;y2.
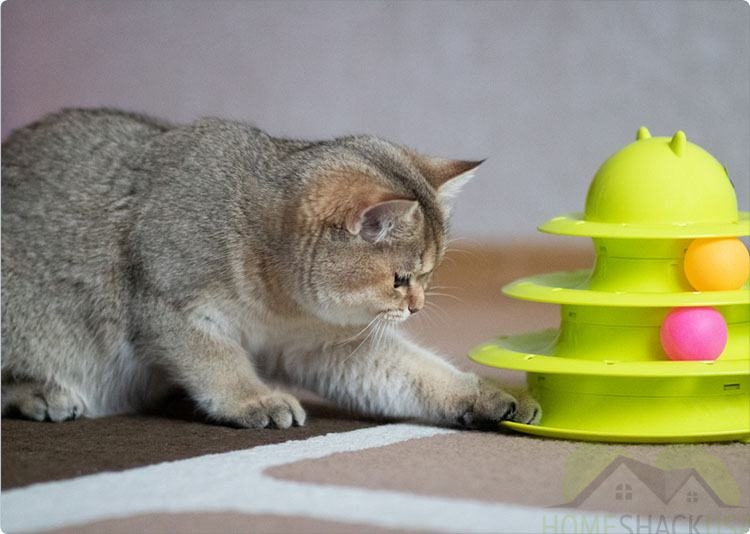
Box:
539;127;749;238
584;127;738;225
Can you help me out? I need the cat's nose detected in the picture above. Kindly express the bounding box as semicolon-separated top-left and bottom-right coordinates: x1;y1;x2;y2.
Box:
408;289;424;314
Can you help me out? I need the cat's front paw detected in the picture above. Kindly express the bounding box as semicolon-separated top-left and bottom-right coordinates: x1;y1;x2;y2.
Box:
458;377;541;428
509;386;542;425
214;391;306;429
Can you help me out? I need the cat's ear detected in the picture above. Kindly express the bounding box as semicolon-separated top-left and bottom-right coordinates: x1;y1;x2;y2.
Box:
347;199;419;244
429;158;484;199
413;155;484;205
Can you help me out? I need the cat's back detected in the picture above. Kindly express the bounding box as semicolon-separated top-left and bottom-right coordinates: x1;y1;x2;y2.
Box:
2;109;168;266
2;107;168;201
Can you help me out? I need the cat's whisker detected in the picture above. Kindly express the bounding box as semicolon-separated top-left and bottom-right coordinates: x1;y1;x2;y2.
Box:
341;314;385;364
427;285;461;291
418;306;446;331
379;319;398;348
426;313;446;331
424;301;449;322
341;330;373;364
444;245;480;261
371;322;387;352
446;236;481;248
334;314;382;346
416;305;441;329
425;291;464;303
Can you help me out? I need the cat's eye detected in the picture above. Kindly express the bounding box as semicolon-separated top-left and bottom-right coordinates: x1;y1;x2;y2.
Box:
394;273;410;288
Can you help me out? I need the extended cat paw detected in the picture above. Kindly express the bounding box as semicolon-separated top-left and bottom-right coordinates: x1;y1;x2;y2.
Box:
457;378;541;428
2;381;85;422
217;391;306;429
510;388;542;425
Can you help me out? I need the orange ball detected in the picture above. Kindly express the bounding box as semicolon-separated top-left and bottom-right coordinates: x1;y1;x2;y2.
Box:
684;238;750;291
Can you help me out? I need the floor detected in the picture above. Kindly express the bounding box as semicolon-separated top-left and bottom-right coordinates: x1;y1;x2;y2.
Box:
2;242;748;533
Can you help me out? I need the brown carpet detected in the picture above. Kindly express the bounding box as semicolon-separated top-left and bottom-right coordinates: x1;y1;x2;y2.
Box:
1;397;384;489
45;512;413;534
267;430;750;515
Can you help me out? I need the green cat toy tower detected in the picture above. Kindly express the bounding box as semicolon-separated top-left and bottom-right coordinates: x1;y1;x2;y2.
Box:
470;127;750;443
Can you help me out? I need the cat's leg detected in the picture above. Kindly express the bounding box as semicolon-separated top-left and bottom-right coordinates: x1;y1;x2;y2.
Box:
279;333;540;428
141;306;305;429
1;275;104;421
166;333;306;428
2;378;85;422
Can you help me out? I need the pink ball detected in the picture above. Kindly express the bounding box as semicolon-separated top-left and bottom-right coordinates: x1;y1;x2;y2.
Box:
660;307;728;361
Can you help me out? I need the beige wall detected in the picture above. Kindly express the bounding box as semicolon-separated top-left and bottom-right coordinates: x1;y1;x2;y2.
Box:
3;0;748;240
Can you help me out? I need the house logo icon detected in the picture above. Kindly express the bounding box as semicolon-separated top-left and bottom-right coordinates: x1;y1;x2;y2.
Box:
551;455;739;512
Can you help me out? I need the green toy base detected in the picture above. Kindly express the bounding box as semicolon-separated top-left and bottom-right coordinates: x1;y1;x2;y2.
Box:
500;421;750;444
501;372;749;443
471;332;749;443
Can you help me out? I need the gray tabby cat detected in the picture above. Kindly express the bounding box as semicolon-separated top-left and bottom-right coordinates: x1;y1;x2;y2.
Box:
2;108;540;428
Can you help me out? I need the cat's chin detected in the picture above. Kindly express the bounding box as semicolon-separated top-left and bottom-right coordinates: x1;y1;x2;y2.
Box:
382;309;410;323
312;308;384;328
316;309;409;328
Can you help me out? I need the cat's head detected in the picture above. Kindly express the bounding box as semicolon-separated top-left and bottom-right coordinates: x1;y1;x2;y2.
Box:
280;136;481;327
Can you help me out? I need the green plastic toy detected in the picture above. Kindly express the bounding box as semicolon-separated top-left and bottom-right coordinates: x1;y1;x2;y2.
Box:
469;127;750;443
